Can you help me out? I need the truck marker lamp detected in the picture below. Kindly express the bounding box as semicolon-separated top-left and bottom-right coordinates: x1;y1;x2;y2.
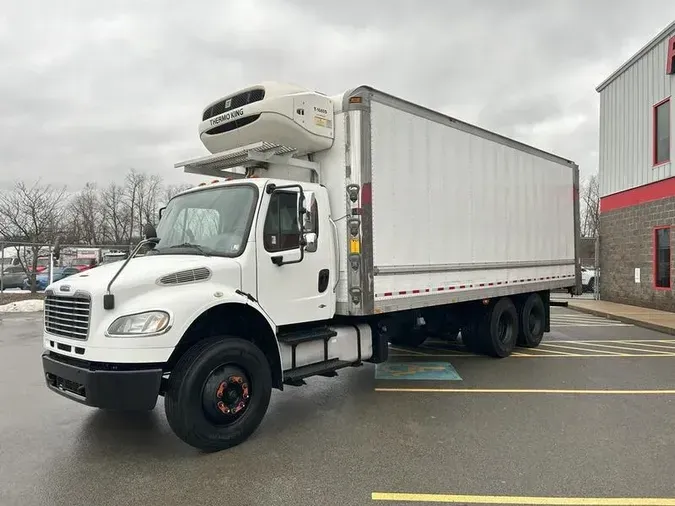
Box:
106;311;171;337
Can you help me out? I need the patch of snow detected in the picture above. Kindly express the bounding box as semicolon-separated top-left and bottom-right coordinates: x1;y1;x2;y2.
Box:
0;299;44;313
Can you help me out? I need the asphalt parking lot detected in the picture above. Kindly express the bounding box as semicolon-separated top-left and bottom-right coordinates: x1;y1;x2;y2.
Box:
2;307;675;506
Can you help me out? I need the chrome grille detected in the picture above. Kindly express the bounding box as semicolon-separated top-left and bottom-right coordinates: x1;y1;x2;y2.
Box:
44;294;91;340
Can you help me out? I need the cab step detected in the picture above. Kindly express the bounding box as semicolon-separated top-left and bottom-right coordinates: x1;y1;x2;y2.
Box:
277;327;337;345
278;326;338;369
283;359;352;386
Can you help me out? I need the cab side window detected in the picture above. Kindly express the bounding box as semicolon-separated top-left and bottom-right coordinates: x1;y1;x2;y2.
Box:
264;191;300;252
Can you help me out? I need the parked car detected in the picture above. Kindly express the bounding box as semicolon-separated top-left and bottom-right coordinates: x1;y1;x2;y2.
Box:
22;267;80;291
1;265;28;290
581;266;596;292
70;258;98;272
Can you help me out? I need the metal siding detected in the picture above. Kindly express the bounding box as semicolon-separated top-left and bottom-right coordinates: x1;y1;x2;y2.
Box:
369;100;576;301
313;111;349;305
599;28;674;197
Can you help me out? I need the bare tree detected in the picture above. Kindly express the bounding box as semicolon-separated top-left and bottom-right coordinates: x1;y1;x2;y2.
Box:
164;183;193;202
0;181;67;291
101;182;130;244
139;174;163;234
69;182;105;244
580;174;600;238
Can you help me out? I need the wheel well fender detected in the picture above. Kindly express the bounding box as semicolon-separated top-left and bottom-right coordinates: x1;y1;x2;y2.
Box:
168;302;283;390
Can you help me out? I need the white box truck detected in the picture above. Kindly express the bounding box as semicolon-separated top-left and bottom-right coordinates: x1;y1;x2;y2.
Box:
41;82;581;451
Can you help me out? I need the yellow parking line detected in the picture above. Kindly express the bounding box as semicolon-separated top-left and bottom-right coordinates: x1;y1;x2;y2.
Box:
511;354;675;358
577;342;674;355
388;353;675;359
552;340;675;343
538;343;623;355
617;341;675;351
375;388;675;394
371;492;675;504
524;346;577;356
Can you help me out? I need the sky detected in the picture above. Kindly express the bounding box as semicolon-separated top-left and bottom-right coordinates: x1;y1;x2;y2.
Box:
1;0;674;191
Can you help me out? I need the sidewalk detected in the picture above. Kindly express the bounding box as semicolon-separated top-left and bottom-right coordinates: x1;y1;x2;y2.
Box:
565;298;675;336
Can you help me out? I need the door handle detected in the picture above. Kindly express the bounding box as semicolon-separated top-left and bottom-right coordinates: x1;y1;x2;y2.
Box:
318;269;329;293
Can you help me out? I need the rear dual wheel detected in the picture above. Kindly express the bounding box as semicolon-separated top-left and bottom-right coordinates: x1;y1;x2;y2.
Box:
517;293;545;348
164;337;272;452
461;297;518;358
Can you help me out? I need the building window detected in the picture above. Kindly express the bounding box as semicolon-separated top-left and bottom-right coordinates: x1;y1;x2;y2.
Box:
653;98;670;166
654;226;671;289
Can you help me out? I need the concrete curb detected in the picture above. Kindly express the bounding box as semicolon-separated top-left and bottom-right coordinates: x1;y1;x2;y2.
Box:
567;304;675;337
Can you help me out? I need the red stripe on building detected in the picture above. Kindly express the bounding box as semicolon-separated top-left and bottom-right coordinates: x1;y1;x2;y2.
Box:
398;291;407;295
384;292;392;297
459;285;466;289
448;286;456;290
412;289;420;294
600;176;675;213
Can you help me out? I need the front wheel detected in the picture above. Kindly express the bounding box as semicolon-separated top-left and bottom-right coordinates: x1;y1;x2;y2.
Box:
164;337;272;452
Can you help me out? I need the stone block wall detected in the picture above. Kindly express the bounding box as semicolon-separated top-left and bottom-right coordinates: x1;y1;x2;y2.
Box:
599;196;674;310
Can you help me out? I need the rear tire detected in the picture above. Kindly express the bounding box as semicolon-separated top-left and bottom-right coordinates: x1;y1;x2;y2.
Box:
587;277;595;293
477;297;518;358
165;336;272;452
517;293;545;348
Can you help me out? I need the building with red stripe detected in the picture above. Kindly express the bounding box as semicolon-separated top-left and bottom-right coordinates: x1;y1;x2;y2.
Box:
596;21;674;310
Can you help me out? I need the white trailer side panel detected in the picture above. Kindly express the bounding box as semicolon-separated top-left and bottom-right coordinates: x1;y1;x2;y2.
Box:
367;98;577;312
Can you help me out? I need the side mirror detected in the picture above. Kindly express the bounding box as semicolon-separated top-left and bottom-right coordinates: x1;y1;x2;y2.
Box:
144;223;157;239
304;232;318;253
302;192;318;253
144;223;158;250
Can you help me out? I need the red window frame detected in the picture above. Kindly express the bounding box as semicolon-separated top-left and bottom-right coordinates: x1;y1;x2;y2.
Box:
653;97;671;167
653;225;672;290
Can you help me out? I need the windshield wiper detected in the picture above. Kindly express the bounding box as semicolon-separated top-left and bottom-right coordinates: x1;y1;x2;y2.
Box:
167;243;211;256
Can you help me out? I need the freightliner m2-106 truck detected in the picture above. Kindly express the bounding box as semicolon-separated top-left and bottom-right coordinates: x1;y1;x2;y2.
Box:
41;82;581;451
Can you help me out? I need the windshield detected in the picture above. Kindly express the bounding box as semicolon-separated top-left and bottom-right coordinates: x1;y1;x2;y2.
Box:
154;184;258;257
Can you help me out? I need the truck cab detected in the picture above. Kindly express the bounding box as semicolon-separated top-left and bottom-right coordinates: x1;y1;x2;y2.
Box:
151;177;337;326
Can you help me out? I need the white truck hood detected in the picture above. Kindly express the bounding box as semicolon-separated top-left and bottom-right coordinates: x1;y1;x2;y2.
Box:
48;254;242;298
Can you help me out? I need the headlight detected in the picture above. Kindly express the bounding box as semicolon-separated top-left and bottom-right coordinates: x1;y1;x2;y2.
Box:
107;311;171;337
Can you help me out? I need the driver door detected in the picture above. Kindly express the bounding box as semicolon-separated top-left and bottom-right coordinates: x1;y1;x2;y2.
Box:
255;186;333;326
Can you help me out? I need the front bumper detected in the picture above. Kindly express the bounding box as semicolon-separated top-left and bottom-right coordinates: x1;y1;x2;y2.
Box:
42;351;164;411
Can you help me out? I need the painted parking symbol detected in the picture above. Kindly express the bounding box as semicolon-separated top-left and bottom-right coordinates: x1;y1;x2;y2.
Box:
375;362;462;381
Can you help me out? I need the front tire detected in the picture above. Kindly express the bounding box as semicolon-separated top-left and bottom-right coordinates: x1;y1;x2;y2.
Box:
165;337;272;452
